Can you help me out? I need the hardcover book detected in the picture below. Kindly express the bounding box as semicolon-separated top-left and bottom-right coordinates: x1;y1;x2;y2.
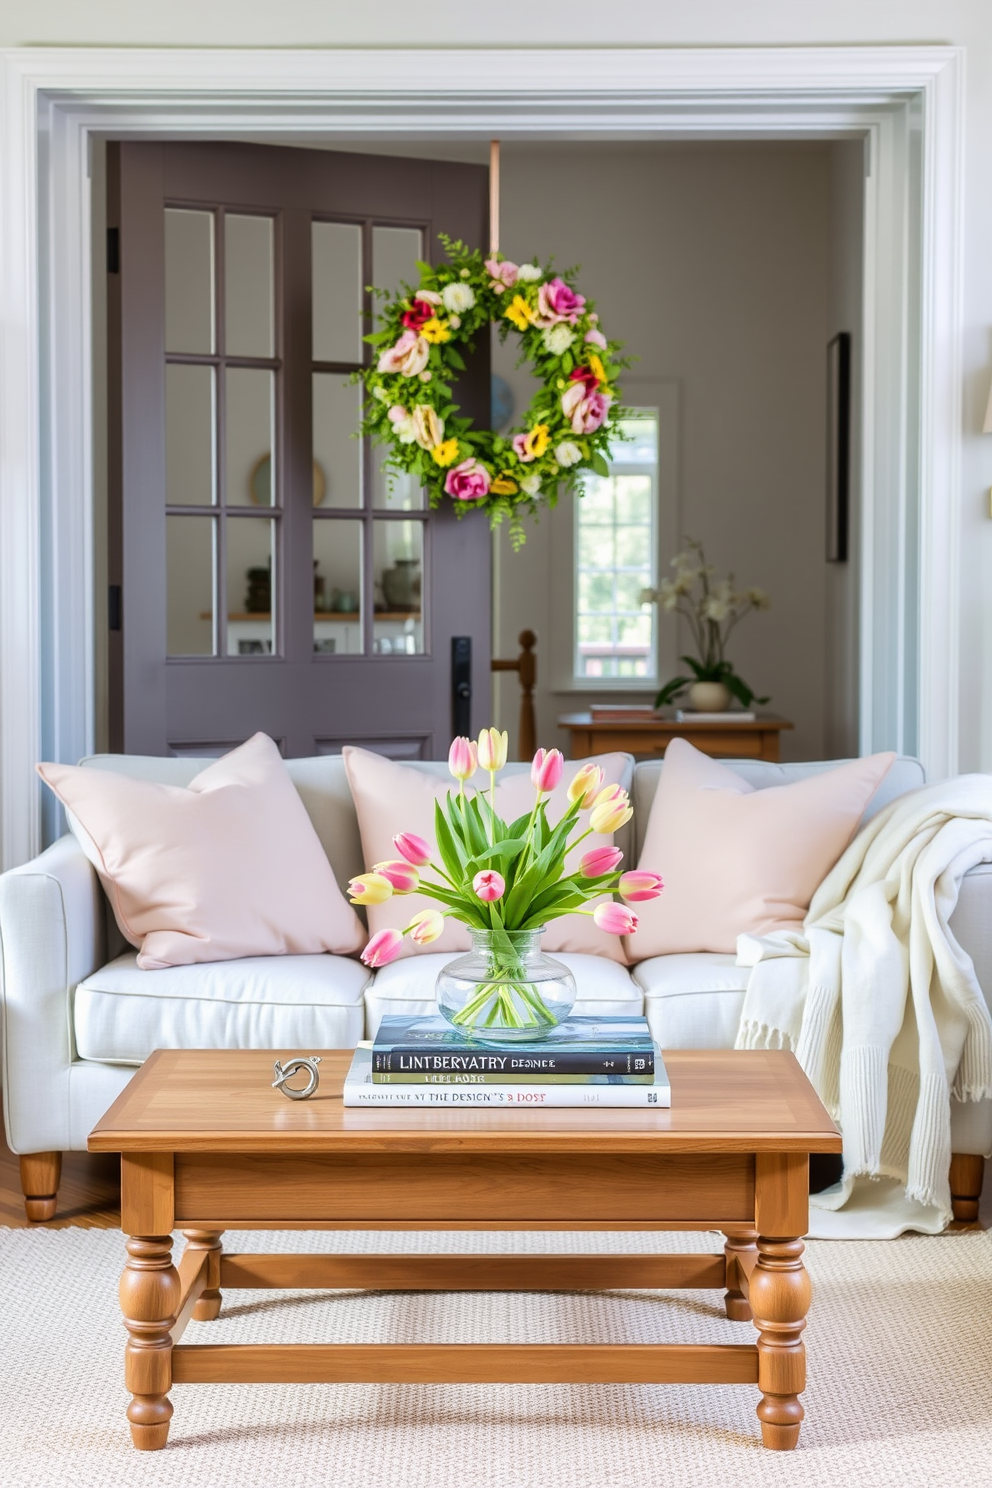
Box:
344;1045;671;1108
371;1014;655;1080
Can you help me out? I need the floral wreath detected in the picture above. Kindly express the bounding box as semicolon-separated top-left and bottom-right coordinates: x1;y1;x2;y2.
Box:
357;236;627;547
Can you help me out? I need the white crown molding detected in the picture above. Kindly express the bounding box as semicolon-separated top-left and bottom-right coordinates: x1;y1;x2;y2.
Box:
0;44;966;865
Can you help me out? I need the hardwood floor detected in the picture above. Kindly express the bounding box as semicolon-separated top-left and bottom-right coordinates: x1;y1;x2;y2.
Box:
1;1120;120;1229
1;1112;989;1231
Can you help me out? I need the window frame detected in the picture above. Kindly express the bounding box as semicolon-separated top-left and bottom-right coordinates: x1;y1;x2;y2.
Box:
547;379;680;697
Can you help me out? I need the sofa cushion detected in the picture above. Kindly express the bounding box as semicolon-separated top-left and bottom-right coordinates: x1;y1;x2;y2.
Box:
629;739;895;958
343;746;634;963
363;951;643;1038
41;733;365;969
632;953;749;1050
75;951;369;1065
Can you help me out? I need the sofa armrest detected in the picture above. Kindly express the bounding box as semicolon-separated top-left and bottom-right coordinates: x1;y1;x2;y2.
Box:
949;861;992;1019
0;834;107;1152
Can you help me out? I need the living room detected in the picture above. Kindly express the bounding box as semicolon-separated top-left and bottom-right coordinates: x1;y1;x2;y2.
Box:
2;6;992;1488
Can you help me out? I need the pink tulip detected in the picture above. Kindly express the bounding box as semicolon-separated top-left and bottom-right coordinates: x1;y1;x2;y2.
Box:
448;735;478;782
618;870;665;903
360;928;404;968
580;845;624;878
409;909;445;945
593;902;639;936
531;747;564;794
473;869;505;902
393;831;432;866
373;859;420;894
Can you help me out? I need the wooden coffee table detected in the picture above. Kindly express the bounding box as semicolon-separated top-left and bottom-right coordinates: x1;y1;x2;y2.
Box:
88;1047;840;1452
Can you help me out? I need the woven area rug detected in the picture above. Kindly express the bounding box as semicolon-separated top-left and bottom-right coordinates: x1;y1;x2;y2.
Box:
2;1226;990;1488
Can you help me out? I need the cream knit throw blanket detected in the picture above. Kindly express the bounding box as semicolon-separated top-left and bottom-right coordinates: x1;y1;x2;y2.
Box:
735;775;992;1226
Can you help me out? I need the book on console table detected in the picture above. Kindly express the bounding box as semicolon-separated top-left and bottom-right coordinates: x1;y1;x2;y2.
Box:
371;1014;655;1080
344;1044;670;1107
674;708;755;722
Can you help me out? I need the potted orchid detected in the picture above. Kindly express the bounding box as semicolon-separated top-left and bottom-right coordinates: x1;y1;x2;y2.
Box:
641;538;771;712
348;728;663;1040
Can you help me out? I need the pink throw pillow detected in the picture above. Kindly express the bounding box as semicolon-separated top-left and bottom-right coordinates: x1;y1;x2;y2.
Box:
37;733;365;969
342;746;633;962
628;739;895;959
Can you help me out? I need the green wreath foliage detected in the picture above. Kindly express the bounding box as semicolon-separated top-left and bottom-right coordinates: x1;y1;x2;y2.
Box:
357;237;628;548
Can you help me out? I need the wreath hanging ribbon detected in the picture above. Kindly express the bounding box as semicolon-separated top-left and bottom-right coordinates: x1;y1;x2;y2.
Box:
357;234;627;549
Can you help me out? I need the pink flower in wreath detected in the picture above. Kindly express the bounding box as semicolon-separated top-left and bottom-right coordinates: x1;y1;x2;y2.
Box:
401;296;439;332
585;327;608;349
535;277;586;326
486;257;519;288
561;381;612;435
377;330;429;377
569;365;601;396
444;457;491;502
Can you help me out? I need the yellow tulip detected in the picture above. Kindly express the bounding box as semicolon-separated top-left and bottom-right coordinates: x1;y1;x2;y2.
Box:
477;726;508;772
504;294;535;332
589;801;634;835
567;762;605;808
432;438;460;467
347;872;393;906
421;318;451;344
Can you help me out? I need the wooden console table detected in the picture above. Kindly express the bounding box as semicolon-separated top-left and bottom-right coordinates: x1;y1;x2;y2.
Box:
559;711;793;762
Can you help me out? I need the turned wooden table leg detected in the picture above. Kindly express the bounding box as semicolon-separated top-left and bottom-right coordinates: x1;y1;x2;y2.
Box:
182;1229;225;1320
723;1227;757;1321
119;1235;180;1450
750;1236;810;1450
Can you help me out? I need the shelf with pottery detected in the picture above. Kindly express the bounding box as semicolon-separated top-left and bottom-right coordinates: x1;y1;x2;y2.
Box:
200;612;422;657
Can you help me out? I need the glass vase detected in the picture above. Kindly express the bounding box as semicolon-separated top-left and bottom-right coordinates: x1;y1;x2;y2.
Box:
435;927;577;1041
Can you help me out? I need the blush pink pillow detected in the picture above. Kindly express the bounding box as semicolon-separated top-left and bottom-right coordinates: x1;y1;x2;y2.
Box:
628;739;896;959
37;732;365;969
342;746;633;962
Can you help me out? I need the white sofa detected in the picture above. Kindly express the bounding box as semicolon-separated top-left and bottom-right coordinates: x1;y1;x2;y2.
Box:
2;751;990;1221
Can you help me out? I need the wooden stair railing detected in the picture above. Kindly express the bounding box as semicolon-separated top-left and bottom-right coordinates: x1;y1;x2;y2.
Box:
491;630;537;761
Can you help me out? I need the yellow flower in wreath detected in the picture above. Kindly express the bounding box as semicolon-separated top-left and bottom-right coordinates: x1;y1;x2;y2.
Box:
587;352;608;385
431;438;460;467
421;317;451;344
521;424;551;461
504;294;535;332
490;474;519;495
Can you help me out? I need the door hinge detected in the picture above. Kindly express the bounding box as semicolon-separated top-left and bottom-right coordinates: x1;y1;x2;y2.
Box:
108;584;122;631
106;227;120;275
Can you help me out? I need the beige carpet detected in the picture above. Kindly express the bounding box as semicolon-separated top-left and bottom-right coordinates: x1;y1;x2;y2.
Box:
2;1225;990;1488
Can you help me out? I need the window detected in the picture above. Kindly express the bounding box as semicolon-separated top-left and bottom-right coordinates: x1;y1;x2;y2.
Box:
573;412;658;682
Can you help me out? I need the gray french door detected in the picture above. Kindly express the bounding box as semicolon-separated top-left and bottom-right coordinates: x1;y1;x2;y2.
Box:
106;141;491;759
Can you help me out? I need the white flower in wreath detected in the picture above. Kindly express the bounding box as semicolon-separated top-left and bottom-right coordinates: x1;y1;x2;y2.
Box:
554;441;582;467
372;385;390;402
516;263;542;282
387;406;418;444
442;282;476;314
412;405;444;451
519;473;541;496
542;324;575;356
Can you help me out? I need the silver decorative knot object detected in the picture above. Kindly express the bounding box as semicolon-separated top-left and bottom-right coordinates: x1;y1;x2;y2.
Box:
271;1055;322;1101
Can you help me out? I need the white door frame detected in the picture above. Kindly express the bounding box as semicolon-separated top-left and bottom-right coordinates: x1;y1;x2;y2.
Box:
0;45;965;867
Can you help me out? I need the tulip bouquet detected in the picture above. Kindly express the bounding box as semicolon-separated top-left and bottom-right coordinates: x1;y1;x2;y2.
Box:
349;728;663;1034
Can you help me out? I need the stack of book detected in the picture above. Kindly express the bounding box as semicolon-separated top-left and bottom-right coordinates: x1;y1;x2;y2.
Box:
343;1014;670;1108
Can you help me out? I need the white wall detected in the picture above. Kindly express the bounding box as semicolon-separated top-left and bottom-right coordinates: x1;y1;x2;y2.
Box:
6;0;992;771
491;142;835;763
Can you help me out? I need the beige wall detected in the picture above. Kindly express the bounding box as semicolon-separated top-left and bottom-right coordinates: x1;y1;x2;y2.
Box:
10;1;992;771
491;142;838;763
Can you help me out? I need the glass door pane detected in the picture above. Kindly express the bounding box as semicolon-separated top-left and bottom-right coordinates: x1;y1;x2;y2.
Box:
225;214;274;357
167;516;216;656
312;221;363;364
374;519;424;654
226;517;276;655
313;520;363;654
164;208;215;354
